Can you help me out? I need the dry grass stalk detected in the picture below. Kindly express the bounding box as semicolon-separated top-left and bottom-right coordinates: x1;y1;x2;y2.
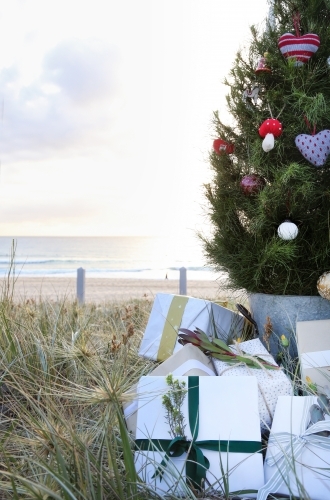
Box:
263;315;273;351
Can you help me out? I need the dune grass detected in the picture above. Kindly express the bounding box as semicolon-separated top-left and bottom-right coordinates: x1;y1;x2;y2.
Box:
0;280;162;499
0;270;324;500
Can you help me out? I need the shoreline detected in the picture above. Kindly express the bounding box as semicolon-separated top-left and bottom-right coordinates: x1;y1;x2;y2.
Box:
1;277;237;303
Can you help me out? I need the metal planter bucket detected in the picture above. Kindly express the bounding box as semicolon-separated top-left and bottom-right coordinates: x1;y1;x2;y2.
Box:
248;293;330;358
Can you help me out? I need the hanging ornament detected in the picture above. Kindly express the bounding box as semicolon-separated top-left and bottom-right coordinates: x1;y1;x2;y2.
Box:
240;174;266;195
295;130;330;167
317;271;330;300
242;85;260;106
277;220;298;240
278;12;320;67
213;138;234;155
327;56;330;68
259;118;283;152
255;53;272;74
278;33;320;66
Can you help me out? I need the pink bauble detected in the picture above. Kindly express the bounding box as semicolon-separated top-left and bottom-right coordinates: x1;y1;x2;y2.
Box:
240;174;266;195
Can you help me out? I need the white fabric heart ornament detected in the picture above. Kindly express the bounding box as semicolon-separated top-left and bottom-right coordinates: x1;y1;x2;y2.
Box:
278;33;320;65
295;130;330;166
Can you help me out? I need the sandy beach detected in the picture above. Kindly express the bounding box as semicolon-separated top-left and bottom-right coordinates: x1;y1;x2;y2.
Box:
3;277;235;303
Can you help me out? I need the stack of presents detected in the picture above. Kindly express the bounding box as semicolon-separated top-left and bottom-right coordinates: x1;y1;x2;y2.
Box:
122;293;330;498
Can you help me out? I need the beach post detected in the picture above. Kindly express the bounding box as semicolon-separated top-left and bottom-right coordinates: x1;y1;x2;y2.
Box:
179;267;187;295
77;267;85;304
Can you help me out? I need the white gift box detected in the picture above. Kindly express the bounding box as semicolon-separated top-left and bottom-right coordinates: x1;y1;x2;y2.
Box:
213;339;292;429
138;293;245;361
123;344;216;438
297;319;330;389
135;376;264;497
258;396;330;500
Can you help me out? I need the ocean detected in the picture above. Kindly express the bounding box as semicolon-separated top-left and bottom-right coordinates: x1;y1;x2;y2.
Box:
0;236;218;280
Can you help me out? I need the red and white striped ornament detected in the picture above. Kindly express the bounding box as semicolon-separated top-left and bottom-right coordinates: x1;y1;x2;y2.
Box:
278;33;320;66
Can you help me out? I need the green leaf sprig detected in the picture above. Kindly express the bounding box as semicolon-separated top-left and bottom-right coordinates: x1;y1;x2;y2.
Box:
178;328;279;370
162;374;187;440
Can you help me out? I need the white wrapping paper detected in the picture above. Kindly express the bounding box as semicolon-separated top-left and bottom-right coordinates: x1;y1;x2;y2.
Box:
213;338;292;429
135;376;264;497
138;293;245;361
123;344;215;438
259;396;330;500
297;319;330;389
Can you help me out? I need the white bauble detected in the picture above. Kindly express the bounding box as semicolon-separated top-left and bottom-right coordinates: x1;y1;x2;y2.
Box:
277;220;298;240
262;133;275;152
317;271;330;300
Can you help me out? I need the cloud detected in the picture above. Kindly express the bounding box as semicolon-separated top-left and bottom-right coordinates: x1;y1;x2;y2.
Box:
0;39;119;163
0;65;20;87
43;39;117;104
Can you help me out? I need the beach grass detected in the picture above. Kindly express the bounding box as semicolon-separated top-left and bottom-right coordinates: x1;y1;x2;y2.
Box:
0;272;320;500
0;282;160;499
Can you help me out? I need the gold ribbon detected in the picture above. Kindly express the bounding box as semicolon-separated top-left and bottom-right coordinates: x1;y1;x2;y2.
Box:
157;296;189;361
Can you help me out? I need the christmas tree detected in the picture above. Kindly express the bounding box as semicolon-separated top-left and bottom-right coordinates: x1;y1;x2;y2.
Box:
202;0;330;297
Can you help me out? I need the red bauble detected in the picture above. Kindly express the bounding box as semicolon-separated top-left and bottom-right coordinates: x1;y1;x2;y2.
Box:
259;118;283;138
240;174;266;195
213;138;235;154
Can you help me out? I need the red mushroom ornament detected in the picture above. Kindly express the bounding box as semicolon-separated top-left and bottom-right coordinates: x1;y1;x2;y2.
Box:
258;118;283;152
213;138;234;155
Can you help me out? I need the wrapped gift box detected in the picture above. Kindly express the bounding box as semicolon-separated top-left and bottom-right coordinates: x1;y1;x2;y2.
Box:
138;293;245;361
259;395;330;500
135;375;264;497
213;338;292;429
297;319;330;389
123;344;216;438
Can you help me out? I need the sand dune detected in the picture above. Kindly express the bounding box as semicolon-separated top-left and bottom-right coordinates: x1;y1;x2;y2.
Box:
2;277;236;303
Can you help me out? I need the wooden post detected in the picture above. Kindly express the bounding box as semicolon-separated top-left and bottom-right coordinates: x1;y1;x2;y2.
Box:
179;267;187;295
77;267;85;304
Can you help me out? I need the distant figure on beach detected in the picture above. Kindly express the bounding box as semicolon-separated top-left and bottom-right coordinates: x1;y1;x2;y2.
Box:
165;273;168;279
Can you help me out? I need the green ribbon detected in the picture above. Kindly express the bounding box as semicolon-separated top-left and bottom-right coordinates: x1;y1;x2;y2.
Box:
135;376;262;490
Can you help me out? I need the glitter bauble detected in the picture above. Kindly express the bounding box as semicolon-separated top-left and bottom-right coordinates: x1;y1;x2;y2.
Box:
240;174;266;195
317;271;330;300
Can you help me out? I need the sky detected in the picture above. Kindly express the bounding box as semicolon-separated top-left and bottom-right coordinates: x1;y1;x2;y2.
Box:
0;0;270;238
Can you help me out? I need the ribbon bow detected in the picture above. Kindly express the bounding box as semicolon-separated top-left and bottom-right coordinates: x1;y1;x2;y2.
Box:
136;376;262;490
150;435;211;488
257;396;330;500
